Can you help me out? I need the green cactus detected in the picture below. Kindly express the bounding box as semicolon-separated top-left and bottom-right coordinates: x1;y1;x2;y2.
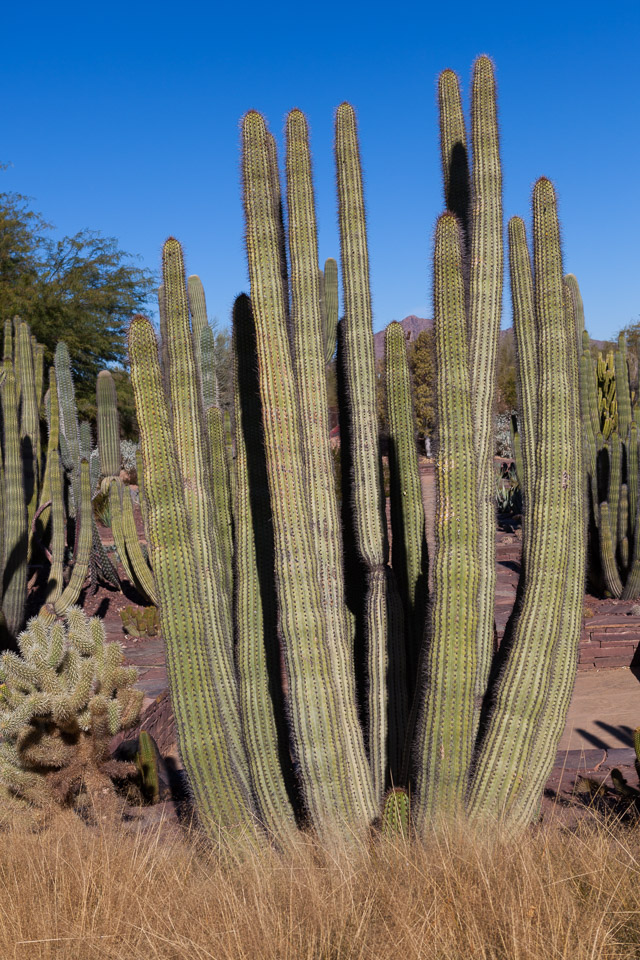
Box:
0;607;142;812
129;303;256;835
385;321;429;680
135;730;161;804
381;787;410;838
320;257;339;363
120;604;160;639
97;370;121;481
127;60;584;840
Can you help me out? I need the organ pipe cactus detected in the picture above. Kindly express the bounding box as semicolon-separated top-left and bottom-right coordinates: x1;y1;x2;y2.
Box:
578;303;640;598
129;57;584;841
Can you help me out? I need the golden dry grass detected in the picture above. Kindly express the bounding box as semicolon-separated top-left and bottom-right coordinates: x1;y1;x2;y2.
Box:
1;805;639;959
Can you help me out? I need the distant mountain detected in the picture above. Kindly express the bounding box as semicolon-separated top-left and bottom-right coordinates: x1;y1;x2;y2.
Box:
373;316;433;360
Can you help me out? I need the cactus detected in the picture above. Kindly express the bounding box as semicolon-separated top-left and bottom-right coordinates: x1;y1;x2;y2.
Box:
382;787;410;838
135;730;161;804
0;607;142;812
578;295;640;597
97;370;121;482
120;604;160;639
128;59;583;840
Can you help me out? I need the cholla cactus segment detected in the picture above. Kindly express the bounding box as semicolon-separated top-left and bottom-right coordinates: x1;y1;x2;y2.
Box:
0;607;142;808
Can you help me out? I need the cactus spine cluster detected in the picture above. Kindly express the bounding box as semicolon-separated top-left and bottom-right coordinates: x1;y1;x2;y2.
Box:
129;57;584;841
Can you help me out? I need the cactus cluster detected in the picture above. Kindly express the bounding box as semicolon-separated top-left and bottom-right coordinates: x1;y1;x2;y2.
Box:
0;606;142;811
128;58;584;841
579;320;640;598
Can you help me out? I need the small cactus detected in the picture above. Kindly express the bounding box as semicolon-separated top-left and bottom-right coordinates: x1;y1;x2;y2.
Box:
120;605;160;639
0;607;143;813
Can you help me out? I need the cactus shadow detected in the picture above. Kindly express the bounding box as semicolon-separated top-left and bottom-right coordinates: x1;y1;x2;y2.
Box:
574;723;634;750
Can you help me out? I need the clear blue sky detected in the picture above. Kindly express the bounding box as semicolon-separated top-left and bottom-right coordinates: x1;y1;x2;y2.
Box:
2;1;638;341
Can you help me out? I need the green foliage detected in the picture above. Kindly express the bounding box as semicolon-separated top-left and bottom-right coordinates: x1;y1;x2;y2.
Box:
0;191;154;413
0;607;142;811
408;329;436;439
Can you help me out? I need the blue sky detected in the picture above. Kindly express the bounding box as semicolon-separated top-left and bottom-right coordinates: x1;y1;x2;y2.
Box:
2;1;638;341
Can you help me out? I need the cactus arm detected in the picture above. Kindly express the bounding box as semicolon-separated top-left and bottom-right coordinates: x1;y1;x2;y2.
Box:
598;501;623;597
565;273;586;355
467;56;503;719
412;214;479;826
232;294;297;835
200;324;219;410
2;365;27;638
335;102;407;796
50;459;93;617
119;482;157;605
37;369;60;538
615;333;632;441
45;450;65;606
509;218;537;544
385;321;429;680
205;406;233;588
468;179;578;821
108;480;137;586
18;324;40;561
129;314;256;834
187;274;208;364
501;257;586;823
322;258;339;363
438;69;471;248
97;371;121;480
243;109;376;832
286;108;377;795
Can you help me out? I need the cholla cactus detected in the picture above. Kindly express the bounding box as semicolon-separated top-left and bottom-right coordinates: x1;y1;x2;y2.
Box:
0;607;142;813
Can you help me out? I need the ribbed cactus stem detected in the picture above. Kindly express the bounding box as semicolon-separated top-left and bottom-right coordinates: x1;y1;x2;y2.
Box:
286;108;376;796
1;364;27;639
565;273;586;355
468;179;579;823
18;324;39;560
97;371;121;479
438;69;470;248
322;257;339;363
615;333;632;442
243;109;376;832
50;458;92;618
45;450;65;607
412;213;479;826
162;238;249;796
232;294;296;836
467;55;503;720
187;275;208;364
385;321;429;679
335;101;405;796
119;483;157;604
509;217;537;561
507;271;585;821
199;324;218;409
129;314;256;835
206;406;233;587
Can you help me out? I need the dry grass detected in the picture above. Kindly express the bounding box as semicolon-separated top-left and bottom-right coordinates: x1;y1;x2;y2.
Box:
1;805;640;959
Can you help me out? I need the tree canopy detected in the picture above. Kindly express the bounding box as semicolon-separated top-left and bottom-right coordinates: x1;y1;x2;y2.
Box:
0;191;155;414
